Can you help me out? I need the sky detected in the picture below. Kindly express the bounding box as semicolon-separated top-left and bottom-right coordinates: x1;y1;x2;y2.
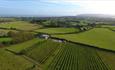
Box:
0;0;115;16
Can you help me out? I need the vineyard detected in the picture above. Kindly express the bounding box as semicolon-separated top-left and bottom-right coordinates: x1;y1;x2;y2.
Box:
0;37;114;70
7;38;111;70
0;22;115;70
46;43;110;70
23;40;62;64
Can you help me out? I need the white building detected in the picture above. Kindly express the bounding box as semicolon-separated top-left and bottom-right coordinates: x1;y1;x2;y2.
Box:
52;39;64;43
40;34;50;40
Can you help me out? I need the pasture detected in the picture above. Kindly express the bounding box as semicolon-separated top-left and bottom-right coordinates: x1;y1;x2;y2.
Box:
0;21;42;31
0;29;17;36
53;28;115;51
0;48;36;70
35;28;79;34
7;38;45;53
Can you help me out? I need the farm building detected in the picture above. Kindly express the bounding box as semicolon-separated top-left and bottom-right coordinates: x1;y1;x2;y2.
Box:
52;39;64;43
38;34;50;39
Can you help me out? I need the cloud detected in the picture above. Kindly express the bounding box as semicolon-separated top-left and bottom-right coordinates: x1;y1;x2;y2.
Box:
42;0;115;15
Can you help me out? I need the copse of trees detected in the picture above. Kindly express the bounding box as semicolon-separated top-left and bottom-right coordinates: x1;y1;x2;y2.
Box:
7;31;35;44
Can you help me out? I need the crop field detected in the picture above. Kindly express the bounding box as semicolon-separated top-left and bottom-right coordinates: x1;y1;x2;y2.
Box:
23;40;62;64
0;23;115;70
0;37;12;43
53;28;115;51
2;38;115;70
0;21;41;31
97;50;115;70
46;43;110;70
35;28;79;34
0;48;36;70
7;38;45;53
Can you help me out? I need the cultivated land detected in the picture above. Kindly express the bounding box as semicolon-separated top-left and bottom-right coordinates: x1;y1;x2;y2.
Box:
0;21;41;31
7;39;113;70
53;28;115;51
35;28;79;34
0;20;115;70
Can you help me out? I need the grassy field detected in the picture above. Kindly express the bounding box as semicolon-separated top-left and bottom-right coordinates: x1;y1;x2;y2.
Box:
0;37;12;43
7;38;45;53
0;21;42;31
35;28;79;34
0;48;36;70
101;25;115;30
53;28;115;51
0;29;18;36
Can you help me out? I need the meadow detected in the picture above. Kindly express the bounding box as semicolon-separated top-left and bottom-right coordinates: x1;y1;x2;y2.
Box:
0;21;42;31
35;28;79;34
0;48;37;70
7;38;45;53
0;29;18;36
53;28;115;51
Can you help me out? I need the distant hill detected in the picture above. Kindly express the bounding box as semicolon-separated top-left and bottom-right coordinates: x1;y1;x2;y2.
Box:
76;14;115;18
75;14;115;22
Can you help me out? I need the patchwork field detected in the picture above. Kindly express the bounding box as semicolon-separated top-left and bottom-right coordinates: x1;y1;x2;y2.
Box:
0;22;115;70
53;28;115;51
0;21;41;31
1;36;115;70
35;28;79;34
6;39;113;70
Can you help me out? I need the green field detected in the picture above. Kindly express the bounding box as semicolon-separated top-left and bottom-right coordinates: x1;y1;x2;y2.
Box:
0;29;18;36
101;25;115;30
3;38;115;70
0;48;36;70
53;28;115;51
0;21;41;31
35;28;79;34
23;40;61;64
0;38;12;43
7;38;45;53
